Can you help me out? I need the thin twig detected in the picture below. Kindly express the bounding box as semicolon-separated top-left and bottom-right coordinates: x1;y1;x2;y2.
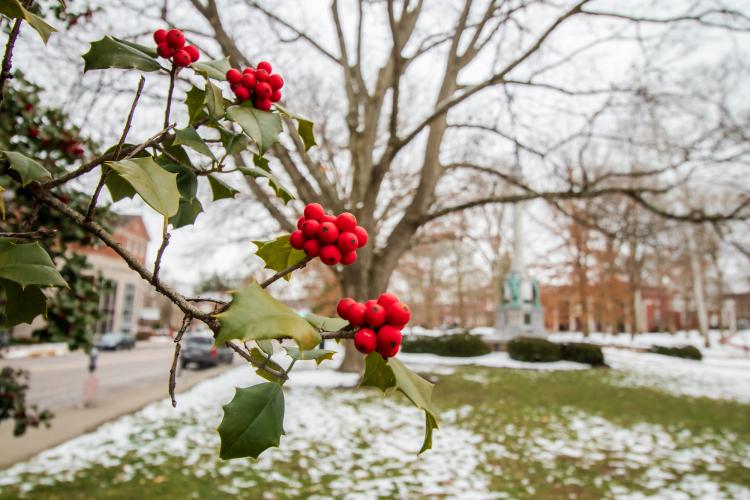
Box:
164;64;177;129
86;77;145;220
186;297;228;305
0;228;57;239
226;341;289;380
169;313;192;408
0;18;23;110
42;126;174;189
260;256;313;288
153;217;171;283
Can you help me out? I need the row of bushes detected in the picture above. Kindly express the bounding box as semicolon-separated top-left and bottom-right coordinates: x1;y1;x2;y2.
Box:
508;337;606;366
650;345;703;360
400;333;491;357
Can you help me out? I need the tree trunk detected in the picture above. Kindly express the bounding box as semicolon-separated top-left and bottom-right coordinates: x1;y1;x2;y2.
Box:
687;227;710;347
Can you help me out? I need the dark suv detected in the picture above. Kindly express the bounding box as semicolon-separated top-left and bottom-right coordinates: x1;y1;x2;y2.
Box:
181;336;233;369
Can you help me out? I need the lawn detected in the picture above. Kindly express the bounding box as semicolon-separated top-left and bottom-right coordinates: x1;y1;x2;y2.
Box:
1;360;749;499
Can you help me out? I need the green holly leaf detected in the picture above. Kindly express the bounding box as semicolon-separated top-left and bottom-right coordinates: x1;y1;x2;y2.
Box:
0;239;67;288
214;282;321;350
247;347;285;382
218;382;285;460
388;357;440;454
0;0;57;44
251;235;306;280
82;36;161;73
205;79;225;120
304;313;348;332
218;128;248;155
1;150;51;186
256;339;275;356
207;175;239;200
169;198;203;228
104;172;136;201
191;58;232;81
360;353;396;393
274;104;317;152
0;279;47;326
174;127;216;160
239;166;295;204
226;105;282;155
160;162;198;201
283;346;335;366
185;86;208;126
106;157;180;217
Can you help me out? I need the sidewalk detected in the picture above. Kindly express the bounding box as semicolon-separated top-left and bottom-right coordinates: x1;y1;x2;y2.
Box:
0;363;236;469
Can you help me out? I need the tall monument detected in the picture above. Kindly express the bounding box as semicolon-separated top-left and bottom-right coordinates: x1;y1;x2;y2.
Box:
495;163;545;340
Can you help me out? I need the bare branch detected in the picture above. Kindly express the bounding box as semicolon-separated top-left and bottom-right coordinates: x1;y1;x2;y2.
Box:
0;18;23;109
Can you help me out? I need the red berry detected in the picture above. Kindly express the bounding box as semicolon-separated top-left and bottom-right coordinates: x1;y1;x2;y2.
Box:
352;225;368;248
241;73;256;89
234;86;250;102
304;203;325;221
157;43;173;58
317;222;339;244
184;45;200;62
347;303;367;326
364;299;377;310
377;293;400;309
337;232;358;253
255;69;269;82
289;230;305;250
337;298;356;319
166;29;185;50
322;214;338;224
268;74;284;90
255;82;272;100
341;250;357;266
377;325;402;358
243;67;256;75
270;90;282;103
27;126;39;138
254;98;273;112
257;61;272;73
153;29;168;44
172;50;191;67
365;304;386;328
303;239;320;257
354;328;378;354
385;302;410;328
300;219;320;238
336;212;357;232
296;216;306;229
226;68;242;84
320;245;341;265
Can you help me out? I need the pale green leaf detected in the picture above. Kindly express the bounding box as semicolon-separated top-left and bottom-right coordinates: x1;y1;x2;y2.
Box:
239;166;295;204
296;118;317;152
205;79;225;120
388;357;440;454
106;157;180;217
256;339;275;356
207;174;239;200
1;150;50;186
226;105;282;155
0;239;66;288
82;36;161;73
251;235;306;280
191;58;232;81
283;347;335;366
247;347;285;382
214;282;320;350
0;0;57;44
304;313;348;332
218;382;285;460
174;127;215;160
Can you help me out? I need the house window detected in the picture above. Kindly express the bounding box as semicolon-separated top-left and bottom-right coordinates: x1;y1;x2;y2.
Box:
121;283;136;333
96;280;117;334
524;313;531;325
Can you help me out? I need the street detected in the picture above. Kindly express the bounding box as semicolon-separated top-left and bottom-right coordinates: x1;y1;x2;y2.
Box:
4;341;190;410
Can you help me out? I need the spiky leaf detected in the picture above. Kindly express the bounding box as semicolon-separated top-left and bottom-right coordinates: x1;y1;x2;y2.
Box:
304;313;348;332
0;279;47;326
169;198;203;228
217;382;285;460
0;240;66;288
174;127;215;160
191;58;232;81
82;36;161;73
226;105;282;155
388;357;440;454
207;175;239;200
1;150;50;186
251;235;306;280
0;0;57;44
283;347;335;366
106;157;180;217
360;353;395;393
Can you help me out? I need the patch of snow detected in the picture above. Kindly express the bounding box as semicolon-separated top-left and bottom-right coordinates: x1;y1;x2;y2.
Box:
396;351;589;371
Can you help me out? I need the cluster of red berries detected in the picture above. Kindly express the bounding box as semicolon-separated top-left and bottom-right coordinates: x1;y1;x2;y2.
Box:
225;62;284;112
153;28;200;67
337;293;410;358
290;203;368;266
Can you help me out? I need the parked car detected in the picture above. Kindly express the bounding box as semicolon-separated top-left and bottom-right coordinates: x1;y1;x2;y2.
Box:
96;332;136;351
181;335;233;369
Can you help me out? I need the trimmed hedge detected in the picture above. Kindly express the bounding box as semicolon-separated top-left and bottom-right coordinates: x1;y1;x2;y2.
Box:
508;337;605;366
650;345;702;360
401;332;491;357
508;337;561;362
560;342;605;366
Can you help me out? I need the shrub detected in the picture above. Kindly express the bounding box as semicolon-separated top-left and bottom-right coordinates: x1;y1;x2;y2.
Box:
650;345;702;360
400;332;491;357
560;342;605;366
507;337;561;362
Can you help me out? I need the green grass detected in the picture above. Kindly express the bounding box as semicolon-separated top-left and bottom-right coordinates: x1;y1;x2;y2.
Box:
1;366;749;499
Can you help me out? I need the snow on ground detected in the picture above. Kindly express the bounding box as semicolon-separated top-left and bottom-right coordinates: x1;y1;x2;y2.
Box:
397;351;589;371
